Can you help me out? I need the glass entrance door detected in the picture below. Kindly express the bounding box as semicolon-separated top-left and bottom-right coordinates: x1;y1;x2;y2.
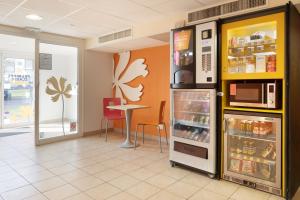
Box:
37;42;78;141
2;56;34;128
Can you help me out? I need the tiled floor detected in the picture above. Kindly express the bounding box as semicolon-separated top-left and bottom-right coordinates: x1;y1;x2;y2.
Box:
0;132;284;200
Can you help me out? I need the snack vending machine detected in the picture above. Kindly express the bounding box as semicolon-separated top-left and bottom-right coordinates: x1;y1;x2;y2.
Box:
170;21;218;176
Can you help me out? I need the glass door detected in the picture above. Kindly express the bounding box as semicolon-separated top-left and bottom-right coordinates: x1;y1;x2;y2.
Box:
173;90;213;143
223;111;281;189
37;42;78;141
1;55;34;128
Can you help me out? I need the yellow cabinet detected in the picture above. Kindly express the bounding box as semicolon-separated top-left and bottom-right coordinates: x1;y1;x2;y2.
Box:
222;12;285;80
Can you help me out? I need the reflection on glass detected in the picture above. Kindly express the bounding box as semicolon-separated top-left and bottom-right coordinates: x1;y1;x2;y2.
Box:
39;43;78;139
227;21;277;74
173;91;210;143
3;57;34;125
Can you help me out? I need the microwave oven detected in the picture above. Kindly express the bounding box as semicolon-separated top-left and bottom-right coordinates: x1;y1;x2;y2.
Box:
228;80;281;109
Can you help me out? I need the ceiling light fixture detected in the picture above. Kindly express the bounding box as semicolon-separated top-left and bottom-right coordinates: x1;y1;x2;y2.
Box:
26;14;43;21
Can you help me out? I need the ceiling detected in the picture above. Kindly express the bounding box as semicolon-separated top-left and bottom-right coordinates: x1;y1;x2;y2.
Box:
0;0;221;39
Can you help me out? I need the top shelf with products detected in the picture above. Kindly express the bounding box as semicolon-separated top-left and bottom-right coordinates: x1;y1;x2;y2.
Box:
222;12;285;80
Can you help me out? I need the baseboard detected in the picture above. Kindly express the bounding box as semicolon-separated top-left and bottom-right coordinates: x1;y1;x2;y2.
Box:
114;128;169;144
83;128;114;136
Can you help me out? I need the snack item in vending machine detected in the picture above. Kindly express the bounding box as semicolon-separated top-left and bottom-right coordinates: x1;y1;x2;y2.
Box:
272;151;276;160
239;120;247;134
261;122;273;136
245;120;253;136
261;143;274;158
260;163;272;179
253;121;260;135
241;160;256;175
242;141;249;155
266;55;276;72
227;118;236;134
230;158;242;172
248;142;257;156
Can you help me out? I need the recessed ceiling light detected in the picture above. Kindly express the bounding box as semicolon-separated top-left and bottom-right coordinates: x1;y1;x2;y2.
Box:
26;14;43;21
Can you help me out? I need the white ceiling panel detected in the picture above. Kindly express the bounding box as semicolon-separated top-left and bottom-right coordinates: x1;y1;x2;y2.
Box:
67;8;131;30
0;3;16;18
121;7;163;23
2;7;59;29
130;0;169;7
0;0;25;6
152;0;203;14
86;0;146;16
45;17;112;38
22;0;82;18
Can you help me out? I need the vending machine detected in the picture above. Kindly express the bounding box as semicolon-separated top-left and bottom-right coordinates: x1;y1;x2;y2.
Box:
169;21;218;176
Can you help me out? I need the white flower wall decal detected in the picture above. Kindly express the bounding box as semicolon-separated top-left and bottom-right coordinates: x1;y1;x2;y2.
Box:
113;51;148;104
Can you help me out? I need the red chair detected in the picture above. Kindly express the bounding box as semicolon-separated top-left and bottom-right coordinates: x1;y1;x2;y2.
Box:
101;98;125;141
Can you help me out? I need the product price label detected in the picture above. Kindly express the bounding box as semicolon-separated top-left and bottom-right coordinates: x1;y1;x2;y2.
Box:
230;84;237;96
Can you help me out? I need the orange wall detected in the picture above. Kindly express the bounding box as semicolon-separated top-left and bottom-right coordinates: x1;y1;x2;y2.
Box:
113;45;170;135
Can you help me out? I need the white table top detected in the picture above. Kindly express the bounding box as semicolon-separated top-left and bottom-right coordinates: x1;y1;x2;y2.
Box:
106;104;149;111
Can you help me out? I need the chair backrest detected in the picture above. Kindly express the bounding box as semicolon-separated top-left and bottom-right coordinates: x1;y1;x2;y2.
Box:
103;98;122;117
158;101;166;124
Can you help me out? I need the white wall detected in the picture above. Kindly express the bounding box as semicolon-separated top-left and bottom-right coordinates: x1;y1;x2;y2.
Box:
83;50;113;133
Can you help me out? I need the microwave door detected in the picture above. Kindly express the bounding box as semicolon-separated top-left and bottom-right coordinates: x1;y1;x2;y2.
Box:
229;83;267;108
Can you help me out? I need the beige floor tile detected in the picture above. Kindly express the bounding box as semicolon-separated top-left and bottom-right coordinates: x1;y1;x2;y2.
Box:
106;192;140;200
268;195;285;200
231;187;271;200
130;157;154;167
85;183;121;200
40;159;67;169
1;185;40;200
33;177;66;192
127;168;156;181
15;165;45;176
146;174;177;188
126;182;160;200
81;163;108;174
160;167;190;180
189;189;228;200
109;175;139;190
70;158;98;168
60;169;90;182
180;172;212;188
113;162;141;174
64;193;93;200
101;159;125;168
43;184;80;200
148;190;185;200
94;169;124;182
166;181;199;199
48;164;77;175
23;194;48;200
71;176;104;191
204;179;239;197
0;176;29;193
22;170;55;183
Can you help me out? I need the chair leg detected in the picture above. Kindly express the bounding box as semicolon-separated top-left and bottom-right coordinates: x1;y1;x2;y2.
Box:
157;126;162;153
134;124;139;150
142;125;145;144
100;118;104;137
164;123;168;145
105;119;108;142
121;119;124;136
